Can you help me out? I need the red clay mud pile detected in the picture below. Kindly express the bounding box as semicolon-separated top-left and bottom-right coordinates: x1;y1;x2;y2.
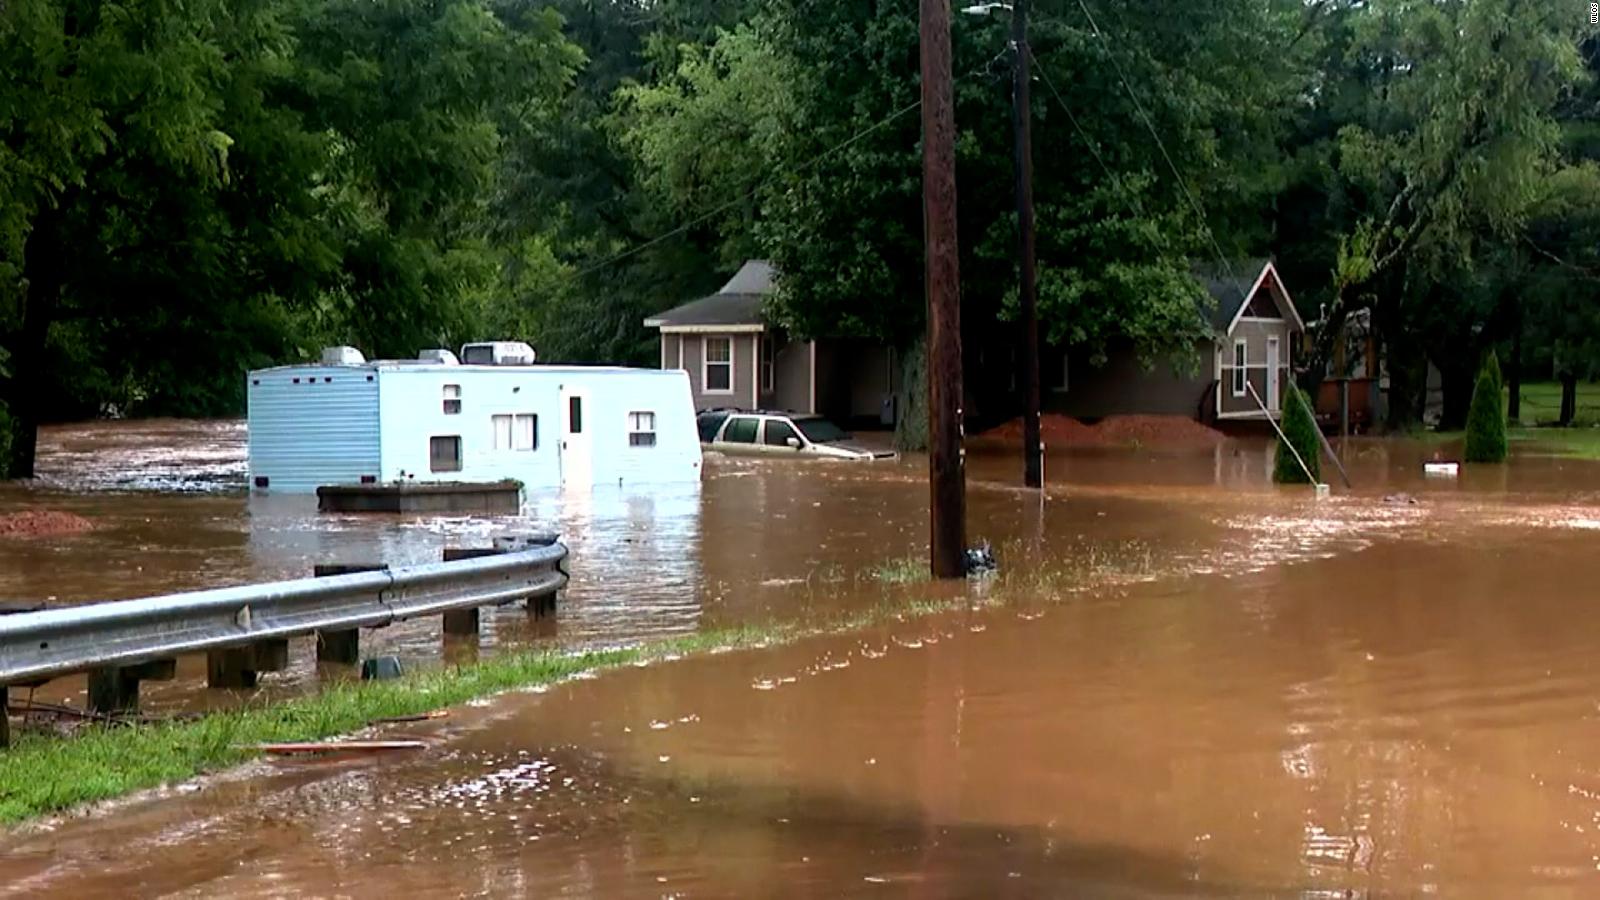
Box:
0;510;95;538
979;413;1224;450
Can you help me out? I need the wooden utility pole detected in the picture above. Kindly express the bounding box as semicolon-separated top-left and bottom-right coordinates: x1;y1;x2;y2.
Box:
921;0;967;578
1011;0;1042;488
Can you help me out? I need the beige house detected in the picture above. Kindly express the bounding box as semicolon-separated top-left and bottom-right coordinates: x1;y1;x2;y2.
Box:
644;261;898;427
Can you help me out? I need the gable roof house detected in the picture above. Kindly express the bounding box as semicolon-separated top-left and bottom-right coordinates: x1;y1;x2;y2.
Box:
645;261;899;428
1046;259;1305;423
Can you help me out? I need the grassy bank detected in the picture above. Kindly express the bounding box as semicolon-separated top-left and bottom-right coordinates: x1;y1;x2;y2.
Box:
1413;425;1600;460
0;596;974;826
1511;381;1600;428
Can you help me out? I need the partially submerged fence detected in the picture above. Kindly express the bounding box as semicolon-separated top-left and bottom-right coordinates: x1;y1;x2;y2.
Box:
0;534;567;747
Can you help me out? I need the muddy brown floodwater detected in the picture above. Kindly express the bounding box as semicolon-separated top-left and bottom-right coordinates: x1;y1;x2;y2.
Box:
5;420;1600;895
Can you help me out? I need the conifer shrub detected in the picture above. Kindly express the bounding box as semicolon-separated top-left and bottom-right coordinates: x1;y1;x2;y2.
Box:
1274;383;1322;484
1464;353;1509;463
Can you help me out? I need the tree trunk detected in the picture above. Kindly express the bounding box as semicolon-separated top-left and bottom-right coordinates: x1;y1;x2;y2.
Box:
3;211;65;480
1560;372;1577;427
1508;321;1522;423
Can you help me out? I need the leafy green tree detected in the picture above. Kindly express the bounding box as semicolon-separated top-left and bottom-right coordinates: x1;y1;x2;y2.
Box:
620;0;1313;421
1464;352;1509;462
1282;0;1585;428
0;0;580;477
1275;384;1322;484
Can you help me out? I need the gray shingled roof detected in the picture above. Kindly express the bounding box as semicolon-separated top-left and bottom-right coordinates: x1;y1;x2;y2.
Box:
644;260;775;328
1193;258;1272;331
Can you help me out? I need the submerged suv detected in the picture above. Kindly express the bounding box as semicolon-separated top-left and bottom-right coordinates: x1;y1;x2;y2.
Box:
696;410;894;460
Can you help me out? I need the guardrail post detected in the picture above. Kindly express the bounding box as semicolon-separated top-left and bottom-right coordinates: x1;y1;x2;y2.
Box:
206;642;288;690
442;548;501;639
87;659;177;716
489;534;564;621
207;648;259;690
312;564;386;667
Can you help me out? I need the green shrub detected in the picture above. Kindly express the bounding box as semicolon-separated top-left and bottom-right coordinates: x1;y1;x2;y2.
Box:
1274;384;1322;484
1482;349;1504;406
1464;352;1508;463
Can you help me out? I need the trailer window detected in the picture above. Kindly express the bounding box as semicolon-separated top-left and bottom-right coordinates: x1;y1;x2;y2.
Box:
493;414;538;451
430;436;462;472
568;396;583;434
443;384;462;415
628;411;657;447
515;414;537;450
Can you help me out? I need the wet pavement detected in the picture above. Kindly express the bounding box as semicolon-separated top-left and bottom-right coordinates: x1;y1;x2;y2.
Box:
4;421;1600;894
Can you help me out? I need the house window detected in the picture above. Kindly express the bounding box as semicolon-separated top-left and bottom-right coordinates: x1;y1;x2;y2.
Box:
760;336;776;393
628;411;657;447
1232;340;1247;397
703;336;733;393
443;384;461;415
430;435;462;472
492;414;538;451
1052;351;1069;393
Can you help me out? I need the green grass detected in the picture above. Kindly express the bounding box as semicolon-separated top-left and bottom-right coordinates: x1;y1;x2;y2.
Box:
1510;381;1600;428
1405;424;1600;460
867;556;930;584
0;585;982;826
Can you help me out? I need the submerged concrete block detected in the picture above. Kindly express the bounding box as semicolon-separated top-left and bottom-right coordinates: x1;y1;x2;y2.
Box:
317;480;522;514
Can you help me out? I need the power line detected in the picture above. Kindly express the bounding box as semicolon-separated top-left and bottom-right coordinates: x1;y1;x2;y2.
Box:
1028;44;1147;220
568;100;921;282
568;49;1012;284
1070;0;1241;286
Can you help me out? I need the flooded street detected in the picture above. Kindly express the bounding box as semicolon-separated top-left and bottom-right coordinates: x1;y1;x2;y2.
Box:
5;420;1600;894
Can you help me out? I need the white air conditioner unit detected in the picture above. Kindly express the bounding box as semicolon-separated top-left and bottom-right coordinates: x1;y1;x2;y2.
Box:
418;349;460;365
320;346;366;366
460;341;537;366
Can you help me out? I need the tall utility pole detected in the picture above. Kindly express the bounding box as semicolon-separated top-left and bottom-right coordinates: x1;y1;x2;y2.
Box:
1010;0;1042;488
920;0;967;579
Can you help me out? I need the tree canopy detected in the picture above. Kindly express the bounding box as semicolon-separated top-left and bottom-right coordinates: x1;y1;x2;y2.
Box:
2;0;1597;475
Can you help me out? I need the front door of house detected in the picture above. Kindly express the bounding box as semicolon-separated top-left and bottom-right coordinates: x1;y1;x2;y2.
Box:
1266;336;1281;411
558;385;592;486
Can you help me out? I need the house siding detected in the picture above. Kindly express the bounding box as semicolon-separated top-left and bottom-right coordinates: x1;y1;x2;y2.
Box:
811;338;896;426
763;336;813;413
1047;340;1213;420
678;332;757;411
1219;318;1294;416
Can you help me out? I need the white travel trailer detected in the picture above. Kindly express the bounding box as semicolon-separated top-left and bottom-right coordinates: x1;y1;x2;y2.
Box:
248;345;702;493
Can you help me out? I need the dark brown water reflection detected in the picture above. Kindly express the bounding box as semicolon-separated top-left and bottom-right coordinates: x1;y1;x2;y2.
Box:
5;421;1600;895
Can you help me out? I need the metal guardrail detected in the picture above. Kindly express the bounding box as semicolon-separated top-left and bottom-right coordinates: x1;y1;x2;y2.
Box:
0;543;567;687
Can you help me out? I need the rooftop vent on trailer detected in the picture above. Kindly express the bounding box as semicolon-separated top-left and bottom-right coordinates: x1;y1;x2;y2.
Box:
460;341;536;366
419;349;460;365
320;346;366;366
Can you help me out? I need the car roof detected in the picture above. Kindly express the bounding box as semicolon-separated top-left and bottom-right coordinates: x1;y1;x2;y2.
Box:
701;408;807;418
